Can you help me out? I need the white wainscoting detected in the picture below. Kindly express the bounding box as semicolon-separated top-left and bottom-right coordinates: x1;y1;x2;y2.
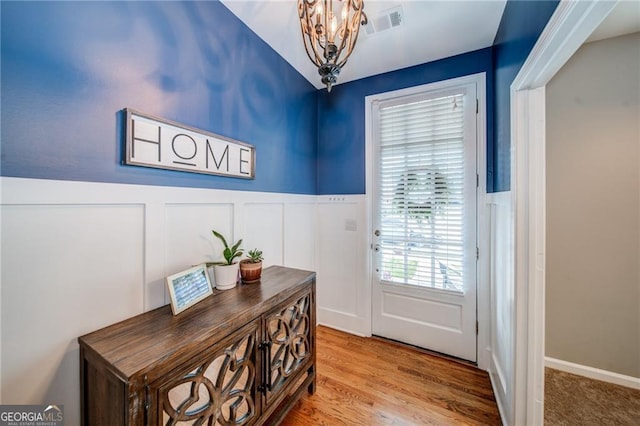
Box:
315;195;370;336
1;177;508;423
486;191;513;426
0;177;325;424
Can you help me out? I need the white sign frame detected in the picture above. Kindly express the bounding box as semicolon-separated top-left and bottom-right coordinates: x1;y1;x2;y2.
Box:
124;108;255;179
166;264;214;315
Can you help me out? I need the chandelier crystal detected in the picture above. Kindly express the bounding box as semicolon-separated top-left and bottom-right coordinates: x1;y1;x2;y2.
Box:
298;0;367;92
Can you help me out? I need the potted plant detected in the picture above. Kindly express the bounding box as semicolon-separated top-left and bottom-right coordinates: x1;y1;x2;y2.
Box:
207;230;243;290
239;248;263;284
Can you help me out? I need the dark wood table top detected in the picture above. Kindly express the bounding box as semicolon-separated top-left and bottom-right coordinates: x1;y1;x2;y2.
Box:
78;265;315;381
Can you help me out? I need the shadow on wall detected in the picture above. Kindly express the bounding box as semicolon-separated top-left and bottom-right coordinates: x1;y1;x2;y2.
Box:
1;1;317;194
43;343;80;422
1;340;80;418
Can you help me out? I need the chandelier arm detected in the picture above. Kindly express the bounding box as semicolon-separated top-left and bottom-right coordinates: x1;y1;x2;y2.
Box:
323;0;332;61
332;11;351;60
334;20;355;63
298;0;324;66
302;26;324;66
335;10;366;68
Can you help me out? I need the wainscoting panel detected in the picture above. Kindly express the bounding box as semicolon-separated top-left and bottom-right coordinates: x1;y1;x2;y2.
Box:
0;177;319;425
1;202;145;418
283;203;316;271
486;191;514;425
316;196;369;335
165;203;235;291
243;203;285;267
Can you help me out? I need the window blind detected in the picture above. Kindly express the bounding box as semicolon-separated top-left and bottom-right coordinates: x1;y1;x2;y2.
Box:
378;93;465;291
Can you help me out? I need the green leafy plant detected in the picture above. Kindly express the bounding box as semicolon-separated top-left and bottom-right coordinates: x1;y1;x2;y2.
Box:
208;230;243;266
245;248;263;263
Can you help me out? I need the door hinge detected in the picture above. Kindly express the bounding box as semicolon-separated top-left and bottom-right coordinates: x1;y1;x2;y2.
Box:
476;173;479;188
476;321;479;335
476;247;479;260
476;99;479;114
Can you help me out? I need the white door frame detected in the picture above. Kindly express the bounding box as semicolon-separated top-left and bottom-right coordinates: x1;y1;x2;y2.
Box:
511;0;617;424
365;72;490;370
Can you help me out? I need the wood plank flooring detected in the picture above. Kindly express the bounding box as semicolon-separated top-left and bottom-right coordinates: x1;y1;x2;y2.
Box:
282;326;501;425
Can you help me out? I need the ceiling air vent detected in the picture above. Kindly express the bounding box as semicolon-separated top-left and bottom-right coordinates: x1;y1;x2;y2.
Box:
363;5;404;36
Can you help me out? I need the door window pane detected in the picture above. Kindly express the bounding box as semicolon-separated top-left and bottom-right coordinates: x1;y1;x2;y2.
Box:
378;94;465;291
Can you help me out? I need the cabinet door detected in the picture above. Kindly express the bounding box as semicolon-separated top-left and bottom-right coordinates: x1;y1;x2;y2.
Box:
150;320;260;425
263;291;312;406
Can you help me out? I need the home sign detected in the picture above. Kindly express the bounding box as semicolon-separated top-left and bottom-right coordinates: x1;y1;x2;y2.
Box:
124;108;255;179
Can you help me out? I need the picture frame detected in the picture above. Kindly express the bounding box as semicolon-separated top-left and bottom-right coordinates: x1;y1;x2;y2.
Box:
166;264;214;315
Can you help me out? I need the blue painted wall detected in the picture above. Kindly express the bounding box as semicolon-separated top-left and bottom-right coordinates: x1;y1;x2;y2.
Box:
316;48;494;195
2;1;560;195
492;0;559;191
1;1;318;194
317;0;559;195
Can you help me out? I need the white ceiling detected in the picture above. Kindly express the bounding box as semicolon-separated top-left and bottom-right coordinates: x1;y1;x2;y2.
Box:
220;0;507;89
587;0;640;43
220;1;640;90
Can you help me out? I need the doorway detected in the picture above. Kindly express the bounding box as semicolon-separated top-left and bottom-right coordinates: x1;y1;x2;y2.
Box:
509;1;623;424
367;74;485;362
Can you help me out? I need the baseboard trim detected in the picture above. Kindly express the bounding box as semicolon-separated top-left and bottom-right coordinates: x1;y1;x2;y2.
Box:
488;369;509;426
317;307;368;337
545;357;640;390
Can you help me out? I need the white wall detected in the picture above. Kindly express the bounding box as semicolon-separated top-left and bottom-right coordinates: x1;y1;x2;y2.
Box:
316;195;370;335
486;191;513;426
0;177;327;424
546;32;640;379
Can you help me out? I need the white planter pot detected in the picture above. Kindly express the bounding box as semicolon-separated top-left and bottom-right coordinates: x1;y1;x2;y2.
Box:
213;263;239;290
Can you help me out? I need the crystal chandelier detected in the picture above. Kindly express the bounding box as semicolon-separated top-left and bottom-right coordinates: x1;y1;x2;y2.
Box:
298;0;367;92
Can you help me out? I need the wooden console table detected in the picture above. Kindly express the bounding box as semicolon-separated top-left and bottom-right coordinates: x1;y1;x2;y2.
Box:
78;266;316;425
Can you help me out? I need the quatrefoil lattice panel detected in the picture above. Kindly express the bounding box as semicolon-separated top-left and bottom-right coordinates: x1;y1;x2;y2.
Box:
160;331;257;425
266;294;311;393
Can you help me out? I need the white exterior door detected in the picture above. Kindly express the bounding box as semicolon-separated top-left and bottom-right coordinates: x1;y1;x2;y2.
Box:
370;76;480;362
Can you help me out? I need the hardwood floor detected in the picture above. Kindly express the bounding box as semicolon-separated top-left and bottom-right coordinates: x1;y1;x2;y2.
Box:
282;326;501;425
